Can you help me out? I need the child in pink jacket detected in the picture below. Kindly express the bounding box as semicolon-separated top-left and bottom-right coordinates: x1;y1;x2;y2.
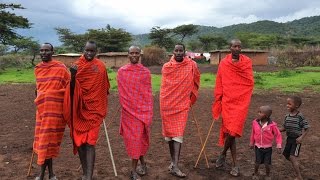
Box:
250;105;282;180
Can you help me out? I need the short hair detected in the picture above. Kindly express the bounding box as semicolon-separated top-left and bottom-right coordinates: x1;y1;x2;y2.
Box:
289;96;302;107
260;105;272;118
128;45;141;53
85;40;97;50
175;43;185;51
43;42;54;51
229;39;241;47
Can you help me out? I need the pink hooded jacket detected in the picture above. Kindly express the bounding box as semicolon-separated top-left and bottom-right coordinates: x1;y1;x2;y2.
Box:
250;119;282;148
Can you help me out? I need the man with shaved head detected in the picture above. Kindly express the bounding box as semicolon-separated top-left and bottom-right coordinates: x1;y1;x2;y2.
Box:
63;41;110;180
34;43;70;180
117;46;153;180
212;39;254;176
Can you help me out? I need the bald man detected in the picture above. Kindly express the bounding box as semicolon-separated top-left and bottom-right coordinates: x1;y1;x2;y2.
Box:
117;46;153;180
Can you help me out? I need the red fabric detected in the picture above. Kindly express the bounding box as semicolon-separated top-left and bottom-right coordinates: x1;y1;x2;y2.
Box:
34;60;70;165
117;63;153;159
212;54;254;146
63;55;110;154
160;56;200;137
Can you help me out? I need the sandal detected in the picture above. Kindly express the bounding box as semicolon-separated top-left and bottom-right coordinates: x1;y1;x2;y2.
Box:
49;175;58;180
169;167;186;178
136;163;147;176
168;162;173;171
130;171;141;180
230;166;240;177
35;177;40;180
215;154;226;168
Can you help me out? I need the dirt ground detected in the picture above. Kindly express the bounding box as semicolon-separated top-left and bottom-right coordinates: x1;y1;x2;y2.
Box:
0;82;319;180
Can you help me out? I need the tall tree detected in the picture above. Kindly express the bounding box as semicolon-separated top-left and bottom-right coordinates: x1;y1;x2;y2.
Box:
198;35;216;51
87;25;132;52
149;26;175;50
55;25;132;53
173;24;198;42
0;3;31;44
9;37;40;65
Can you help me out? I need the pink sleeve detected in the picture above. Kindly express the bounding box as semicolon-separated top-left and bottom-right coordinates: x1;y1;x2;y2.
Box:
249;121;255;146
273;125;282;148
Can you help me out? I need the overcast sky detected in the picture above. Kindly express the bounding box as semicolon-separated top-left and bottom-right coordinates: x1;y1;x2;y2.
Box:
5;0;320;45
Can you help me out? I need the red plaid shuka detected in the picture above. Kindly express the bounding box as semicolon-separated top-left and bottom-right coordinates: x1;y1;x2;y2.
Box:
63;55;110;154
34;60;70;165
117;63;153;159
160;56;200;137
212;54;254;146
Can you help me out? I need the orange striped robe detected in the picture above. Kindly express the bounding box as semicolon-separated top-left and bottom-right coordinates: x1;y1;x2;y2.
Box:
160;57;200;137
33;60;70;165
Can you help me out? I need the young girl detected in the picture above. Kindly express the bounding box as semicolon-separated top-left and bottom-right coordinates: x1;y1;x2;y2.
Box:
280;96;310;180
250;105;282;180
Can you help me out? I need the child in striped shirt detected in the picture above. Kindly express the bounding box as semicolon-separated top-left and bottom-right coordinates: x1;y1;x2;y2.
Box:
280;96;310;180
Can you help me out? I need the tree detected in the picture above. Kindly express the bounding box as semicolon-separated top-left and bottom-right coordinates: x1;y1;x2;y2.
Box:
0;3;31;44
56;25;132;53
55;28;87;53
173;24;198;42
198;35;217;51
87;25;132;52
9;37;40;65
149;26;175;50
187;40;202;52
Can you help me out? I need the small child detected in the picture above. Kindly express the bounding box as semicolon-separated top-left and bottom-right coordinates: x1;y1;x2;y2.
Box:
280;96;310;180
250;105;282;180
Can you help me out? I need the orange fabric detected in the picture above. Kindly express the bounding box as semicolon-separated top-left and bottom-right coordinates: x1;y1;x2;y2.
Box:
33;60;70;165
160;56;200;137
63;55;110;154
212;54;254;146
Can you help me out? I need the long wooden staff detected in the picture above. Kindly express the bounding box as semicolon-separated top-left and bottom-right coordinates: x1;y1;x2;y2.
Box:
27;151;35;176
194;119;215;168
103;119;117;176
191;107;209;168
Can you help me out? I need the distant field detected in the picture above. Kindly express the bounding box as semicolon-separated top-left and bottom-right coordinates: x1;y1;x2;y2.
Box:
1;67;320;92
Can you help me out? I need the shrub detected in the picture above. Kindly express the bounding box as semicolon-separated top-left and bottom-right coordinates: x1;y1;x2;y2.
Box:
141;46;167;66
271;46;320;67
0;54;38;69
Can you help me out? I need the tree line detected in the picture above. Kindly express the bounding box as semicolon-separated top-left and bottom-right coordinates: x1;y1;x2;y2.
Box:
2;3;320;60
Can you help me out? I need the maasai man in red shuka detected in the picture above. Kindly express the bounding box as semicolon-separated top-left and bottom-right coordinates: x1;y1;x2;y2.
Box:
117;46;153;180
63;41;110;180
34;43;70;180
160;43;200;178
212;39;254;176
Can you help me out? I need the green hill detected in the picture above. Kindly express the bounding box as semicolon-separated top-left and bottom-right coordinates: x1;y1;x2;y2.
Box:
133;15;320;47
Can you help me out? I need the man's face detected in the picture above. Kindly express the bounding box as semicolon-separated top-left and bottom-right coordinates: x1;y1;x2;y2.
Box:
128;47;140;64
39;44;53;62
84;43;97;61
173;45;185;62
230;41;241;60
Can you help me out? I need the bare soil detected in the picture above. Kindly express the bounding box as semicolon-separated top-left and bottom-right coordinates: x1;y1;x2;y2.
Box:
0;83;319;180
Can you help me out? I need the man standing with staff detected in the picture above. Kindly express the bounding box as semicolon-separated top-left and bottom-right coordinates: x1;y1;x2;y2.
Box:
160;43;200;178
63;41;110;180
212;39;254;177
33;43;70;180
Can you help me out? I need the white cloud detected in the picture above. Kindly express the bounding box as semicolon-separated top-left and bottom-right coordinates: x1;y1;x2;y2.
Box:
273;7;320;22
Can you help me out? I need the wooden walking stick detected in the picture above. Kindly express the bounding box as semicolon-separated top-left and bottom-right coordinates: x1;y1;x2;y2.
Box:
103;119;118;176
27;151;35;176
194;119;215;168
191;107;209;168
106;105;121;128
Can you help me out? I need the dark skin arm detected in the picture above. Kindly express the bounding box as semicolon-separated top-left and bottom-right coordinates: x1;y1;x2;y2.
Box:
296;128;309;144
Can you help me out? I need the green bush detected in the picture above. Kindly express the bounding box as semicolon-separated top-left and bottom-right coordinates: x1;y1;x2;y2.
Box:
0;54;37;69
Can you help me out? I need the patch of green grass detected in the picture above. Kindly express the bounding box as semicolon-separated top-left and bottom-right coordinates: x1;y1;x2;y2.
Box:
295;66;320;71
0;68;35;84
254;71;320;92
1;68;320;93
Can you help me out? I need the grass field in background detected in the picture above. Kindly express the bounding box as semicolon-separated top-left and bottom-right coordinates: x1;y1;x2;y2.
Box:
1;67;319;92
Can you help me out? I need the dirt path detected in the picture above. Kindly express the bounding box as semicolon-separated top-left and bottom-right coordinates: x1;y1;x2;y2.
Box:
0;84;319;180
